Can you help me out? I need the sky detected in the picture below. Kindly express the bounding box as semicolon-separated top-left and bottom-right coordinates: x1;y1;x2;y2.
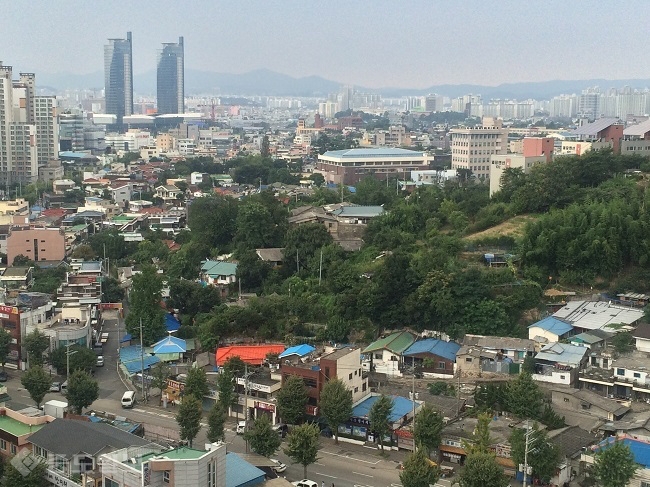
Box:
4;0;650;89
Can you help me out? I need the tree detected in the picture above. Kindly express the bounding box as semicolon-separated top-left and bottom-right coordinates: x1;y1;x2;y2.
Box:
125;264;165;345
184;367;209;401
506;372;543;419
612;331;634;354
235;202;280;250
399;448;439;487
168;279;220;318
369;395;394;451
510;423;561;484
245;415;282;457
276;375;308;425
593;440;638;487
216;367;236;415
150;361;171;393
458;452;509;487
101;277;125;303
70;244;96;260
0;328;12;370
284;423;320;478
1;461;48;487
261;135;270;158
413;405;443;457
66;370;99;414
283;223;333;275
20;366;52;408
463;413;492;455
23;329;50;366
319;378;353;444
207;401;227;443
222;355;246;377
50;345;96;375
176;395;203;448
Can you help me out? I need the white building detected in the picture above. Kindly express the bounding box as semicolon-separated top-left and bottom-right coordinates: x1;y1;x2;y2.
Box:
34;96;59;165
450;117;509;181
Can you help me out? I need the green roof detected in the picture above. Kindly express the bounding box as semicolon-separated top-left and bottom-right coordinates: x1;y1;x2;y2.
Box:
67;224;88;232
201;260;238;277
0;415;45;437
362;331;415;354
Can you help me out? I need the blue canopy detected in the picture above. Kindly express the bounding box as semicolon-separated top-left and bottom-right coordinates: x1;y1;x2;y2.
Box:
279;344;314;359
165;313;181;332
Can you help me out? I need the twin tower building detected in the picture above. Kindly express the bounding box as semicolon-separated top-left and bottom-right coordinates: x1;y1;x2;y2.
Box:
105;32;184;124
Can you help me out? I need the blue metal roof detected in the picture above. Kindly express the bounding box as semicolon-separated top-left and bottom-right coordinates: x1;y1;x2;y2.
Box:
165;313;181;332
535;342;587;367
279;344;314;359
403;339;461;361
119;345;161;374
528;316;573;336
152;335;186;354
59;151;96;159
352;395;418;423
225;452;265;487
595;437;650;468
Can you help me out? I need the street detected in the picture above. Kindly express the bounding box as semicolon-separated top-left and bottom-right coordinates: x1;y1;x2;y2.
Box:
3;310;404;487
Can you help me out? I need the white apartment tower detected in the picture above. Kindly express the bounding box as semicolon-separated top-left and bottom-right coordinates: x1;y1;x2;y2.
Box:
450;117;509;181
34;96;59;164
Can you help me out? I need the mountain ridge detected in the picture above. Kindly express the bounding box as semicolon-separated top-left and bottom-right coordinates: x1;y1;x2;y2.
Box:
37;69;650;100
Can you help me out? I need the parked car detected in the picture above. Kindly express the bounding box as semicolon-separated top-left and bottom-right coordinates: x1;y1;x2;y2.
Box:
291;480;317;487
49;382;61;392
270;459;286;473
272;423;288;438
236;421;246;434
96;356;104;367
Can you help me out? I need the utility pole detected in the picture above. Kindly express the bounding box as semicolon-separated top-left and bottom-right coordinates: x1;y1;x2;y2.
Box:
140;318;146;402
318;248;323;286
244;363;252;453
522;420;535;487
412;364;416;452
66;343;78;380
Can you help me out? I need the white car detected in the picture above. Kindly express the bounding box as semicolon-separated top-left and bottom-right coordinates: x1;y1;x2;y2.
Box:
291;480;317;487
236;421;246;434
270;459;286;473
49;382;61;392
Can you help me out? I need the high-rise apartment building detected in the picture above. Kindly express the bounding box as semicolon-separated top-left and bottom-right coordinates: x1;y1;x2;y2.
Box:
450;117;509;181
34;96;58;164
104;32;133;126
157;37;184;114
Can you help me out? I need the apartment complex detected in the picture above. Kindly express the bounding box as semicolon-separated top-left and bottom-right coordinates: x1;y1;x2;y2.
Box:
105;32;134;126
0;65;58;183
450;117;509;181
6;227;66;264
157;37;184;115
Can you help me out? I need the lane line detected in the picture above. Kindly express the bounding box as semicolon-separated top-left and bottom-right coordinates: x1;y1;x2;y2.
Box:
320;450;381;465
314;473;337;479
352;472;374;478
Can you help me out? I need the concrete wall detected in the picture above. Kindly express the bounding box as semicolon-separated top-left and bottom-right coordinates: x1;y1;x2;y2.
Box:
7;227;65;264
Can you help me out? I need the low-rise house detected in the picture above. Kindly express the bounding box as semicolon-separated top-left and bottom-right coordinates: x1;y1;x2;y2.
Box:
278;344;315;364
0;266;33;289
29;418;149;485
216;344;285;367
402;338;460;378
362;331;416;377
255;248;284;267
101;442;231;487
616;292;650;308
233;371;283;424
580;350;650;401
547;426;598;486
457;335;535;378
569;329;614;350
155;184;182;203
200;260;237;296
634;323;650;353
551;389;629;421
552;300;644;333
0;406;53;459
582;436;650;487
528;316;574;343
532;342;588;386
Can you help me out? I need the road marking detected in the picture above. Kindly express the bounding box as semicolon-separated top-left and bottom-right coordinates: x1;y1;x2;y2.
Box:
314;472;337;479
352;472;374;478
320;450;381;465
362;446;376;450
315;462;325;466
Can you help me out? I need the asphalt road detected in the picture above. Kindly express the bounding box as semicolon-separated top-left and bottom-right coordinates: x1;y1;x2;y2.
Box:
3;310;404;487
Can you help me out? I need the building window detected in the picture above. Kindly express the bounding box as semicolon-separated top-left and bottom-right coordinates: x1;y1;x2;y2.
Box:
0;440;5;450
362;383;367;392
208;461;216;487
634;372;642;379
617;368;625;376
465;357;472;363
438;361;446;369
349;373;352;380
55;455;65;472
354;387;358;393
10;444;15;454
163;471;170;483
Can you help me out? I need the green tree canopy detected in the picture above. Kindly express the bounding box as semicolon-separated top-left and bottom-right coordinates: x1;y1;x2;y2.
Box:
1;461;47;487
66;370;99;414
244;415;282;457
207;401;226;443
184;367;209;401
23;329;50;367
458;452;509;487
399;448;439;487
319;378;353;444
125;264;165;345
506;372;543;419
284;423;320;478
0;328;12;370
413;405;444;457
21;366;52;408
510;423;561;484
276;375;308;425
593;440;638;487
176;395;203;448
369;394;394;451
50;345;97;376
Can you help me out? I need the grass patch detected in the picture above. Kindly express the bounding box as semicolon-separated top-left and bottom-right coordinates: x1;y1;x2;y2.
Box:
464;214;538;241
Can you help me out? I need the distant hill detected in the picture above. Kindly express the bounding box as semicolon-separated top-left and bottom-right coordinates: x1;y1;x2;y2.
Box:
37;69;650;99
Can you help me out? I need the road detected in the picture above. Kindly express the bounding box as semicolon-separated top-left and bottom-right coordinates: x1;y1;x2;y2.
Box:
4;309;404;487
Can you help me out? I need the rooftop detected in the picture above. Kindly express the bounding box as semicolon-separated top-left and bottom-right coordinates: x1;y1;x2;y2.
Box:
331;205;385;218
216;344;285;366
462;334;536;351
201;260;238;277
570;118;622;137
624;119;650;137
362;331;415;355
552;300;643;331
528;316;574;336
535;342;587;366
352;394;420;423
278;344;315;359
226;452;266;487
0;414;45;437
547;426;598;459
322;347;360;362
403;339;461;361
321;148;425;158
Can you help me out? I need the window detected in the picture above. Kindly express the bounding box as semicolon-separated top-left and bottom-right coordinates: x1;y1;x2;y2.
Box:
465;357;472;363
354;370;357;376
617;368;625;376
560;375;566;380
10;444;15;454
438;361;446;369
349;373;352;380
362;383;367;392
635;372;642;379
163;471;170;483
208;461;216;487
55;455;65;472
354;387;358;393
0;440;5;450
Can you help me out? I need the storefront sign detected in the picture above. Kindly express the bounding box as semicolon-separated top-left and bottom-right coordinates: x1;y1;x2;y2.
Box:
166;379;185;392
237;378;271;393
46;469;82;487
254;401;275;412
0;305;17;315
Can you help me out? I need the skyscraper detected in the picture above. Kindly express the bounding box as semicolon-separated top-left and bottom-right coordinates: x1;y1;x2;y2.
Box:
157;37;184;114
104;32;133;126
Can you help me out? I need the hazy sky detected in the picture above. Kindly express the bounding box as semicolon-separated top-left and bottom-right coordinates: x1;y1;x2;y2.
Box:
4;0;650;88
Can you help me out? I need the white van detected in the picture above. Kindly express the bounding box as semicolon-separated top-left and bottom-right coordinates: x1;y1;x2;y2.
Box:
236;421;246;434
121;391;136;408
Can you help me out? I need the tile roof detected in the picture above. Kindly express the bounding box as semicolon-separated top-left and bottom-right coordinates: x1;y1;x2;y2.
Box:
547;426;598;458
362;331;415;354
403;339;461;361
216;344;285;366
528;316;574;336
28;419;148;459
634;323;650;340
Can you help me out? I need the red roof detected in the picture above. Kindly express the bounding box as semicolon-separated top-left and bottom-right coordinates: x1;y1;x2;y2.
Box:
216;344;285;366
42;208;69;217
